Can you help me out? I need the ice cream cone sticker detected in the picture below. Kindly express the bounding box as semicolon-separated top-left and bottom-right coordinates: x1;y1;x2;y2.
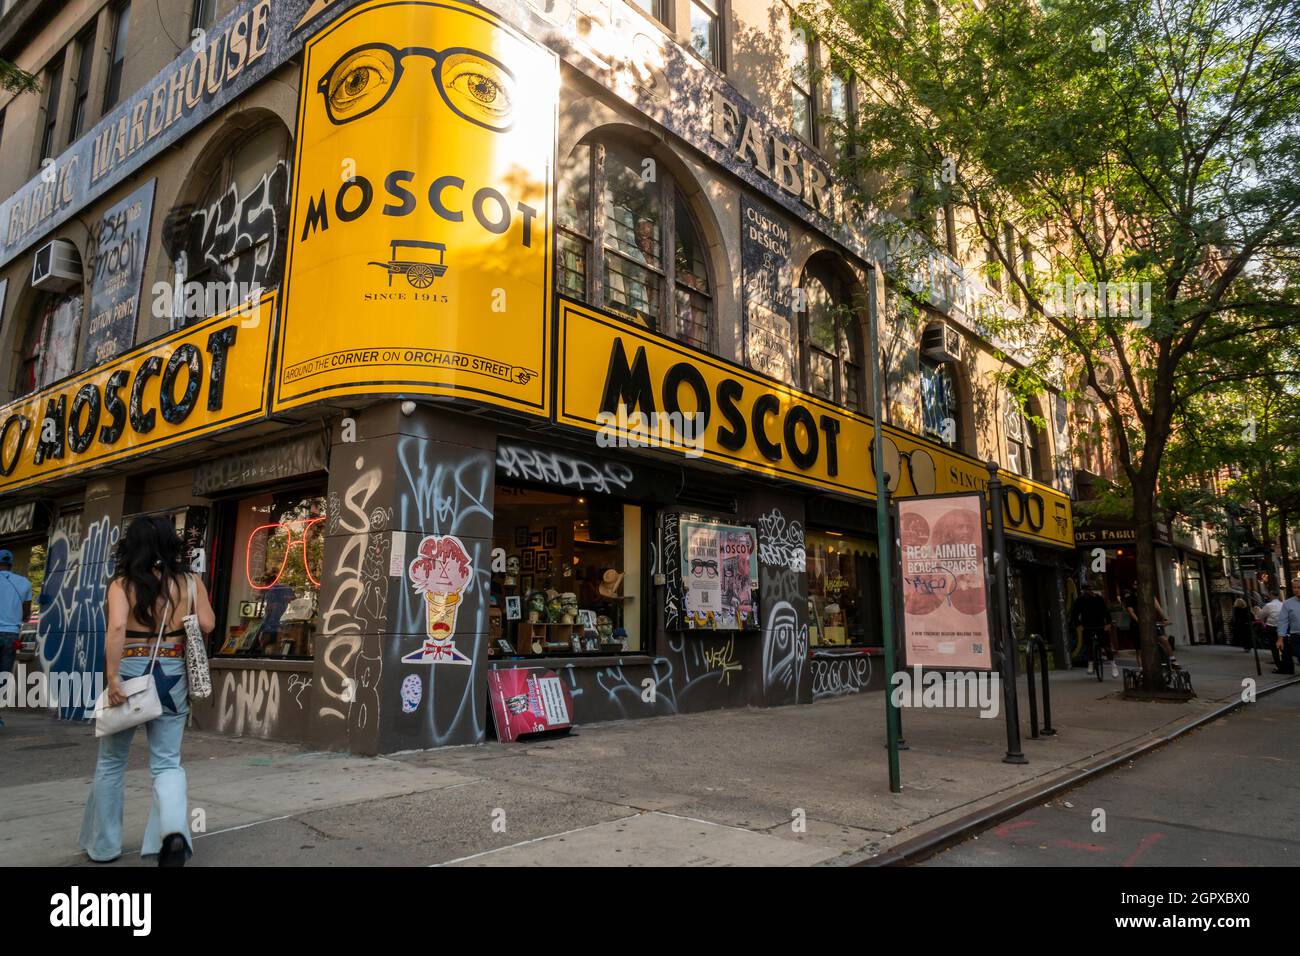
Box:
402;534;473;665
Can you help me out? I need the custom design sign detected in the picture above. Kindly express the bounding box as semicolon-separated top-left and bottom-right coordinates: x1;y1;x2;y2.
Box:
740;196;796;382
899;494;993;670
273;0;557;416
487;666;572;742
82;180;156;369
0;293;275;494
403;534;473;664
679;519;758;630
557;295;1074;548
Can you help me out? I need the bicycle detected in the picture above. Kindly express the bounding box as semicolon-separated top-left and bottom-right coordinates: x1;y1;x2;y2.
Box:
1084;626;1114;680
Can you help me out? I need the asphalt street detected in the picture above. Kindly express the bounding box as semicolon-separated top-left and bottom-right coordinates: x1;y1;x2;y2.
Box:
924;683;1300;866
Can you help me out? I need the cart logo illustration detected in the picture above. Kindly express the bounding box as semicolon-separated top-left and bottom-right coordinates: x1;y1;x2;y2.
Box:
369;239;449;288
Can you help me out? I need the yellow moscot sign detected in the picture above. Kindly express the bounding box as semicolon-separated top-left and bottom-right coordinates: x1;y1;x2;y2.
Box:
0;294;275;495
273;0;557;416
556;298;1073;549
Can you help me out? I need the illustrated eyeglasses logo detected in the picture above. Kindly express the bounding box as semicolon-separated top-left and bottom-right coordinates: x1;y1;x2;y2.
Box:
691;558;719;578
245;518;325;590
317;43;517;130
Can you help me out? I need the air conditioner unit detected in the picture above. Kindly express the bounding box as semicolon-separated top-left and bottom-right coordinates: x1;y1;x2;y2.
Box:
31;239;83;293
921;320;961;363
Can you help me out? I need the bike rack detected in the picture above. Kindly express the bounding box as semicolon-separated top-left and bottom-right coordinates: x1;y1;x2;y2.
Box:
1022;634;1057;738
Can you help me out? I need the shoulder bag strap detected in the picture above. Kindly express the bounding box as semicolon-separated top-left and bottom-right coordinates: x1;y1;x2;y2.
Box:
187;573;197;617
149;597;172;674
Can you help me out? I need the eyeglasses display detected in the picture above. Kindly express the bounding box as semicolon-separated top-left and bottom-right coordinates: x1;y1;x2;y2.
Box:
219;489;326;659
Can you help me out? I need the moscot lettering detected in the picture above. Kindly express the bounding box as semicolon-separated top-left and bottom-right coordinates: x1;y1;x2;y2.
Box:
599;338;841;477
298;170;539;247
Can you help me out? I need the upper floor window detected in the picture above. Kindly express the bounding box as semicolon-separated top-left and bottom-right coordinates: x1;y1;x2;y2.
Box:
790;20;814;143
190;0;217;33
15;293;83;396
1005;403;1041;481
628;0;669;23
39;52;66;162
799;260;860;411
68;29;97;142
689;0;722;69
920;359;960;449
557;141;715;353
103;1;131;112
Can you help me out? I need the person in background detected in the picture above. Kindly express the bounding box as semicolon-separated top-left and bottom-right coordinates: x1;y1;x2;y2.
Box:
1123;587;1178;669
81;516;215;866
1269;584;1298;675
1257;589;1285;672
0;548;33;729
1071;586;1118;677
1231;597;1255;652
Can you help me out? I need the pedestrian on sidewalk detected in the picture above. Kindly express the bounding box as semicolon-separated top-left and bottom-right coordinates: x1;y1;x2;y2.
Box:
1123;588;1178;669
1232;598;1255;651
1273;580;1300;676
1071;586;1118;677
1257;590;1286;673
0;549;32;730
80;516;215;866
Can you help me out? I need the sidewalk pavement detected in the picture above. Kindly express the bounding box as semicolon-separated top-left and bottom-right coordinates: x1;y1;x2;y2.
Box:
1;642;1293;867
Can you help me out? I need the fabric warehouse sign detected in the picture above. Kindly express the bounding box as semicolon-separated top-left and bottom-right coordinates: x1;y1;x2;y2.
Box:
272;0;556;417
81;179;156;369
899;494;993;671
556;297;1074;549
0;294;276;494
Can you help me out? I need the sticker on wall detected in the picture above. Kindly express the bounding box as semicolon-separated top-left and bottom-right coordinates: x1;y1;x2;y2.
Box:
402;534;473;664
400;674;423;713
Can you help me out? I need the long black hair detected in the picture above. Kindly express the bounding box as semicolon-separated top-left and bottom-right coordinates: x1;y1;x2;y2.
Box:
113;515;188;630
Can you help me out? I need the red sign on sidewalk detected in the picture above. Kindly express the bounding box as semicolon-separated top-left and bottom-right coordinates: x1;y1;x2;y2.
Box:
487;667;574;742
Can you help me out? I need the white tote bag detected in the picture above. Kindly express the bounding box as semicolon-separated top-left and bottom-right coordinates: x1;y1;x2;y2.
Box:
183;574;212;701
93;603;168;737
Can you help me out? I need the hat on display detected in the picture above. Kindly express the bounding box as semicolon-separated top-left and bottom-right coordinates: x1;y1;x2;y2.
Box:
0;549;12;564
598;568;625;599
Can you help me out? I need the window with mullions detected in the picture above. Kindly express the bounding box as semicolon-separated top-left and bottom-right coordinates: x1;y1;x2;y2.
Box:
103;1;130;112
190;0;217;33
557;141;715;353
920;359;960;449
628;0;669;24
68;29;97;142
790;19;814;143
39;52;65;163
799;263;861;410
1005;404;1041;481
689;0;722;69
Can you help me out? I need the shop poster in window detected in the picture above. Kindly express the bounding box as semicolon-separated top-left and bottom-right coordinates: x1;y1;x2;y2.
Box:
680;520;759;629
898;493;993;670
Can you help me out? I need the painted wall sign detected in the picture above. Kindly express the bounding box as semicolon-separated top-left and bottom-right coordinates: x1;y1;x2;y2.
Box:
0;0;363;270
899;494;993;671
273;0;557;417
0;293;275;494
81;179;157;369
192;432;328;496
740;196;797;382
0;500;38;536
556;297;1074;549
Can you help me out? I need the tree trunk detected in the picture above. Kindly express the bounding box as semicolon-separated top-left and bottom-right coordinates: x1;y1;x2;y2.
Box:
1132;484;1163;691
1280;508;1293;592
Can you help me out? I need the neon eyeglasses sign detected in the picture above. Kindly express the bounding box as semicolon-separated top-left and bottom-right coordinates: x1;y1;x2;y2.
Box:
245;517;325;590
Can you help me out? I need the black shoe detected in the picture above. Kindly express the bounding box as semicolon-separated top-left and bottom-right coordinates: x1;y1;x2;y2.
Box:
158;833;187;867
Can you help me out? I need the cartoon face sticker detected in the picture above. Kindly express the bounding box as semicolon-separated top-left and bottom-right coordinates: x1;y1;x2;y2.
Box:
400;674;423;713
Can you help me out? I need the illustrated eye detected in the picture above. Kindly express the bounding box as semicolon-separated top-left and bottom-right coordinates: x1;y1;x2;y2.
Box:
442;52;515;128
323;49;395;118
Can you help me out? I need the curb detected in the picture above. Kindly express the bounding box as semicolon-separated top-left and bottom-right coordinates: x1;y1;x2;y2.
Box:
857;674;1300;867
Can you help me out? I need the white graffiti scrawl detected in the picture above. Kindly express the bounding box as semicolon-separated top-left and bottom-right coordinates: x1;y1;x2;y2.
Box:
757;509;806;572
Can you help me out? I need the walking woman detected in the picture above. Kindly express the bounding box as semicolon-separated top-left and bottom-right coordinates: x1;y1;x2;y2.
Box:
81;516;215;865
1232;597;1255;651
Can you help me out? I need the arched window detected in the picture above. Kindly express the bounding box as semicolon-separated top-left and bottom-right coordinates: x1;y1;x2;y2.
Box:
920;359;960;448
165;123;291;326
14;293;83;396
799;259;860;410
556;140;714;351
1005;400;1043;481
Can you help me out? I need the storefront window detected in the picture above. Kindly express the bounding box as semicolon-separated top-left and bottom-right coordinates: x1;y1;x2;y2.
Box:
806;531;880;646
218;488;325;660
491;485;641;657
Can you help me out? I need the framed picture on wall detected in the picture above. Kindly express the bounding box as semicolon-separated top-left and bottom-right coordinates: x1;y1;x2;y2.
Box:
522;550;536;571
537;551;551;572
514;526;529;548
529;532;542;548
521;574;534;593
543;526;557;548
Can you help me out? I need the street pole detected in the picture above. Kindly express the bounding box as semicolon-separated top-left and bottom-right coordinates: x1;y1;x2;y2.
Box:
868;264;902;793
1228;508;1262;677
986;462;1027;764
